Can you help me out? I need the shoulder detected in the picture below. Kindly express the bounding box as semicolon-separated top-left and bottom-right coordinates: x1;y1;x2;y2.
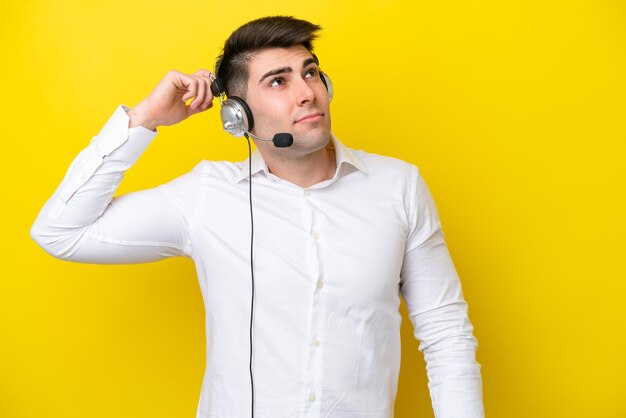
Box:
156;159;240;195
191;159;242;179
153;160;241;221
352;148;421;187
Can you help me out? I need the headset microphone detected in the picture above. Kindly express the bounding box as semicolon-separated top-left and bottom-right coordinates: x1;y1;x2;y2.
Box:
270;133;294;148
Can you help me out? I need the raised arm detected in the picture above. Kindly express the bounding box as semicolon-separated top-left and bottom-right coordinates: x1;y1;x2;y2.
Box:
30;69;215;264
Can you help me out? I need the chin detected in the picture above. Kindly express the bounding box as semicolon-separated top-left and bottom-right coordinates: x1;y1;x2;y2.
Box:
292;130;331;152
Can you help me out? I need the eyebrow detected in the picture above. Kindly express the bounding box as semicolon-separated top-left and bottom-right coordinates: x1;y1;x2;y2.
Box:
258;57;319;84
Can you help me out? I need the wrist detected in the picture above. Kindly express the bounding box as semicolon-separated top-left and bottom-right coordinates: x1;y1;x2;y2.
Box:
126;103;159;132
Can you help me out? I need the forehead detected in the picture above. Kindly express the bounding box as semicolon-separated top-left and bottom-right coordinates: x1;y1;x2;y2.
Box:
247;45;315;78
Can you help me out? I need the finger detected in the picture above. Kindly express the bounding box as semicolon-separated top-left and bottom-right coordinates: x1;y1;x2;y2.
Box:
179;75;199;102
198;76;210;108
186;94;210;116
185;77;213;115
201;94;214;110
200;77;214;109
173;72;194;92
192;70;215;109
189;75;205;109
193;68;213;79
194;81;214;112
188;74;212;109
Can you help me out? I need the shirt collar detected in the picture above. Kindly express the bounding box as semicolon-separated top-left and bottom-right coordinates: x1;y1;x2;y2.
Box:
234;134;367;184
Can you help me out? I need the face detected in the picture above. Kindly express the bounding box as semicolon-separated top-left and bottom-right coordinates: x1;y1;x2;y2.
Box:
244;45;332;158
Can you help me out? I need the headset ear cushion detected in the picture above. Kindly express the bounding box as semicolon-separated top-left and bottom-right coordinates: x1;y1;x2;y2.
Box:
320;71;333;103
229;96;255;132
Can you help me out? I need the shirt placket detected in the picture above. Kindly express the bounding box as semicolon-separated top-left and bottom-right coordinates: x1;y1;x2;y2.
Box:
301;188;324;418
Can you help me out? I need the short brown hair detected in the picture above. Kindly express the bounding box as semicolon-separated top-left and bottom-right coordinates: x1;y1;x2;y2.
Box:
215;16;321;98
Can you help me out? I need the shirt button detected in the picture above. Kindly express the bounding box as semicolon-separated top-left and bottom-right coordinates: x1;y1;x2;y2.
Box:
311;232;319;241
311;337;320;347
316;280;324;290
308;393;316;402
303;189;311;197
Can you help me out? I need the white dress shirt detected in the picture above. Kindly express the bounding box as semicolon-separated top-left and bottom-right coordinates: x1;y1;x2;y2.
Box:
31;105;484;418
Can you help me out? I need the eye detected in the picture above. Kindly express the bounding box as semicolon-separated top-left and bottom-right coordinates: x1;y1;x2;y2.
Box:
269;77;284;87
305;68;319;78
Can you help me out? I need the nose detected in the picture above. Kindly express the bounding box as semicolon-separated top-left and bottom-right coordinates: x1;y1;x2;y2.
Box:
295;78;315;106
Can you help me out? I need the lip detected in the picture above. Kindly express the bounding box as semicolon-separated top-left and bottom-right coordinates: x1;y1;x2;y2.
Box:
295;112;323;123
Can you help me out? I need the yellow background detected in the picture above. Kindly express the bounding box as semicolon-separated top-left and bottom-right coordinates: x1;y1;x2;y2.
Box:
1;0;625;417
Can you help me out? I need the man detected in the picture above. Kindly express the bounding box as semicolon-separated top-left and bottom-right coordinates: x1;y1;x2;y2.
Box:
31;16;484;418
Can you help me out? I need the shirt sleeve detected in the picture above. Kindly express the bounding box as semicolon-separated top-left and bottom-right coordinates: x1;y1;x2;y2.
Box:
30;105;195;264
399;168;485;418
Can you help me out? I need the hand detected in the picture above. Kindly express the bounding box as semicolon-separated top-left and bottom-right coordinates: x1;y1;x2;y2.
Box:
128;69;215;131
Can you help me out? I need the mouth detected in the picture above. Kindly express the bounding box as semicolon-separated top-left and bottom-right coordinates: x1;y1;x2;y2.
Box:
295;112;324;124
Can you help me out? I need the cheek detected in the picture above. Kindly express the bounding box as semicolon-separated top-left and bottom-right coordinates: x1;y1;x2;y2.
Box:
252;99;289;127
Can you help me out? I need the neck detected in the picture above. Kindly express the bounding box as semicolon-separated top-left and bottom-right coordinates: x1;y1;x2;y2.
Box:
260;144;337;188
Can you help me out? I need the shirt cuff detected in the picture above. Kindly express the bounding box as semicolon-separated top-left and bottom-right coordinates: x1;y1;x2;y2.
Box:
94;104;158;163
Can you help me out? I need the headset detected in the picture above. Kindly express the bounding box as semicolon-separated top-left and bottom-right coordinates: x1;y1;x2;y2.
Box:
209;53;333;147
